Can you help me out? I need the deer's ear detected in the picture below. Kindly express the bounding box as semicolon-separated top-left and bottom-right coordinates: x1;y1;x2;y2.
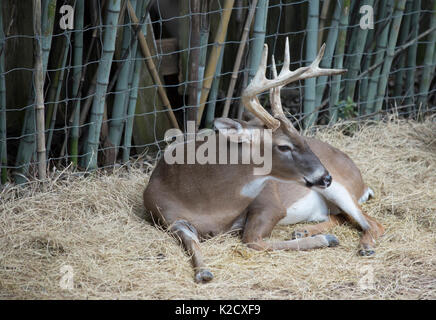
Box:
214;118;253;143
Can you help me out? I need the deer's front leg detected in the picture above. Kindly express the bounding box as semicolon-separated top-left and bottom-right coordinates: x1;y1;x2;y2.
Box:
242;208;339;251
170;220;213;283
291;214;346;239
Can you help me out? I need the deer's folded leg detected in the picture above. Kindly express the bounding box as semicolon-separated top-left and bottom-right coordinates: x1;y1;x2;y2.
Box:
242;208;339;251
170;220;213;283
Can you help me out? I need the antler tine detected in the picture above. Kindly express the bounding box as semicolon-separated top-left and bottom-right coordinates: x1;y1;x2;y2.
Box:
299;43;347;80
270;55;300;135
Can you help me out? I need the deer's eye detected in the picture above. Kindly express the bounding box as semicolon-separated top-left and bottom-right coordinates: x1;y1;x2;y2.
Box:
277;145;292;153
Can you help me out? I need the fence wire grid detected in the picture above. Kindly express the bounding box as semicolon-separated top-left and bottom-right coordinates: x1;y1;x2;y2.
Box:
0;0;435;184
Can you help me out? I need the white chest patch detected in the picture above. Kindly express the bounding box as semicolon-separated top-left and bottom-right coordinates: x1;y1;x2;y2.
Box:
278;190;329;225
240;177;270;199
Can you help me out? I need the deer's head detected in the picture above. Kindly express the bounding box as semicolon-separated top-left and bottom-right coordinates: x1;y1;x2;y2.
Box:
226;38;346;188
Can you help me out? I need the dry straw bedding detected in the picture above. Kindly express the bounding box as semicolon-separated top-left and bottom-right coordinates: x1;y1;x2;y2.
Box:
0;118;435;299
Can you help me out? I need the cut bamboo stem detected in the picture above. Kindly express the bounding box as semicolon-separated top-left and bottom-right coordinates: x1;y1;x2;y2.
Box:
222;0;258;118
318;0;331;49
33;0;47;182
188;0;201;126
196;0;234;124
70;0;84;166
126;0;179;130
303;0;320;128
0;4;7;184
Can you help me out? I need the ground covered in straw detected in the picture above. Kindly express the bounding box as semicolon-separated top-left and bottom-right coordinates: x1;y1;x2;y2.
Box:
0;118;435;299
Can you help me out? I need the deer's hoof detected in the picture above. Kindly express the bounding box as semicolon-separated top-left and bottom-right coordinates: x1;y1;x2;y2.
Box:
291;229;309;239
358;248;376;256
195;269;214;283
324;234;340;247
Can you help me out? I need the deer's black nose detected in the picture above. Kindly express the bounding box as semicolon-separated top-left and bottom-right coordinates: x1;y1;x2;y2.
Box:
322;174;332;188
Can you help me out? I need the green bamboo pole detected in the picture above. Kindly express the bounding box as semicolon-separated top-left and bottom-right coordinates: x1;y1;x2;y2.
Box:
373;0;407;118
0;4;7;184
70;0;84;166
315;0;342;108
303;0;319;128
108;0;138;155
417;0;436;110
196;0;234;125
317;0;331;49
122;1;147;163
33;0;46;182
404;0;421;113
342;0;375;103
358;28;374;115
205;44;225;128
393;0;412;102
83;0;121;170
329;0;350;123
14;0;56;184
364;0;393;114
46;32;70;156
247;0;268;83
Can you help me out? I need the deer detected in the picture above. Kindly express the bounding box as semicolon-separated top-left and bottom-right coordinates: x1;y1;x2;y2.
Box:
143;38;378;283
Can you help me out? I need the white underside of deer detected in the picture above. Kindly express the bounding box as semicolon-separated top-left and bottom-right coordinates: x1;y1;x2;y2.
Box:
276;181;374;225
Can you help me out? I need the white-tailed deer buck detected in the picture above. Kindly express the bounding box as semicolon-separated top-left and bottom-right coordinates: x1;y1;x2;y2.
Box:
143;38;382;283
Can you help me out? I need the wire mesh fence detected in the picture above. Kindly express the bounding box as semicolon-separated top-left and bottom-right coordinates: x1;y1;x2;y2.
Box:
0;0;435;185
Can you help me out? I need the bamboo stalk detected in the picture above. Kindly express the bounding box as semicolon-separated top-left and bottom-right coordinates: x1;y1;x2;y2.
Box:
14;0;55;184
358;25;375;115
404;0;421;113
188;0;201;126
342;0;375;103
108;0;138;156
329;0;350;123
123;1;147;163
364;0;393;115
196;0;210;123
33;0;46;182
46;32;70;156
317;0;331;49
0;4;7;184
70;0;84;166
196;0;235;124
126;0;179;130
221;0;258;118
205;45;225;128
303;0;319;128
393;0;412;102
247;0;268;83
373;0;407;118
417;0;436;110
315;0;342;108
83;0;121;170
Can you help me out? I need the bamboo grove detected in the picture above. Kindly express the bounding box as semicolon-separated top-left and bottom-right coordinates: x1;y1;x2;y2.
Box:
0;0;435;185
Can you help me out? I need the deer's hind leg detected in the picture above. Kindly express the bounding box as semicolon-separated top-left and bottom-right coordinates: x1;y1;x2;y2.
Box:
242;207;339;251
170;220;213;283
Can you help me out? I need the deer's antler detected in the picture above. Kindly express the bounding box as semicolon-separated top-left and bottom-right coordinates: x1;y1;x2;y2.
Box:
242;37;347;131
